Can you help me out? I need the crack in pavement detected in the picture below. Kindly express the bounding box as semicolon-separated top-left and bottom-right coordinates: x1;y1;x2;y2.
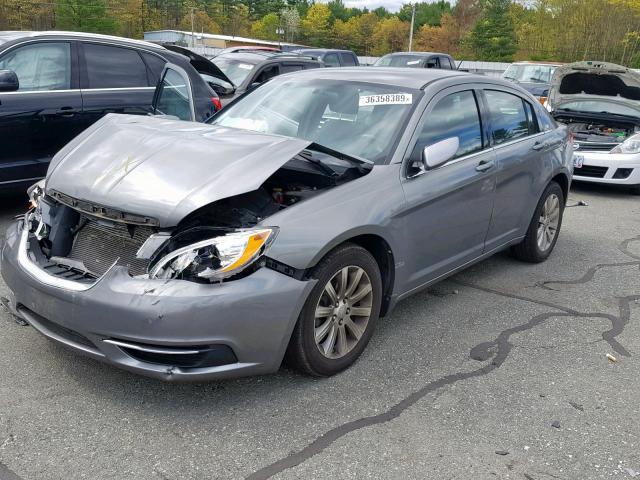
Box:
246;235;640;480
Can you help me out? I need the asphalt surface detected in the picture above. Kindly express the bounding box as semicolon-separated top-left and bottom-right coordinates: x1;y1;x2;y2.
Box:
0;183;639;480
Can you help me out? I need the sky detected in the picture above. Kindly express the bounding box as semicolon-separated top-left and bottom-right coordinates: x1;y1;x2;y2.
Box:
343;0;408;12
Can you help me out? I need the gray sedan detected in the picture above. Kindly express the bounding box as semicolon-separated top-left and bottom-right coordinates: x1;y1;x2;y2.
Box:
0;67;573;380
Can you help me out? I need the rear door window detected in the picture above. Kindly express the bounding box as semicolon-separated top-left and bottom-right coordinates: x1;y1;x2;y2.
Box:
141;52;167;85
484;90;530;144
0;42;71;91
280;63;305;74
524;101;540;134
83;43;148;88
438;56;452;69
339;53;357;66
323;53;340;67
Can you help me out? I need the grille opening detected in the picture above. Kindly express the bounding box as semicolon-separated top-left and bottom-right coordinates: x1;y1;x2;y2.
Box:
67;216;156;277
575;142;615;152
574;165;608;178
117;342;238;368
613;168;633;179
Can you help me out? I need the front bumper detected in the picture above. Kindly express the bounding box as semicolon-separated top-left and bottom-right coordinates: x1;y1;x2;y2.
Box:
573;151;640;186
1;220;315;381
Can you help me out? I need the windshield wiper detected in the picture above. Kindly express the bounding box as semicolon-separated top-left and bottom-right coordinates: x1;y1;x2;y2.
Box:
298;150;340;177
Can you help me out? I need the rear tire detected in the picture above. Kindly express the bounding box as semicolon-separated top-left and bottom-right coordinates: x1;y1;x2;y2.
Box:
285;244;382;377
511;181;565;263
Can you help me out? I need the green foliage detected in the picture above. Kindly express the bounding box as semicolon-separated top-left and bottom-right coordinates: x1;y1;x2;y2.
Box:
2;0;640;64
56;0;117;34
469;0;517;61
398;1;452;29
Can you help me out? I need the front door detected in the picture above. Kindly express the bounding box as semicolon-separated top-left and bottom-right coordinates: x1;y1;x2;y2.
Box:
0;41;82;187
400;88;496;292
152;64;196;122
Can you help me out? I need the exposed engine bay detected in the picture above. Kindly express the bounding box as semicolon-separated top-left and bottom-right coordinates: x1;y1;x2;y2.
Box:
553;113;639;144
27;148;371;283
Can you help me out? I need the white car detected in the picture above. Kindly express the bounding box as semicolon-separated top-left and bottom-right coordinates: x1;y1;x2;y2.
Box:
548;61;640;194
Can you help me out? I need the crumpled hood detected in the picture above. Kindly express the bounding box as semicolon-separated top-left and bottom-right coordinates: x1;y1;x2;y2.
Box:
548;61;640;113
46;114;311;227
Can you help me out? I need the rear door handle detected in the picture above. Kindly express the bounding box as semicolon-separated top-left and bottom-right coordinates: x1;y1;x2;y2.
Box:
475;159;495;172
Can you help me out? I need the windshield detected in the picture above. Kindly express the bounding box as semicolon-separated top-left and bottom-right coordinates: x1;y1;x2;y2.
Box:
503;64;556;83
209;78;420;164
211;56;258;86
375;55;424;68
557;100;640;117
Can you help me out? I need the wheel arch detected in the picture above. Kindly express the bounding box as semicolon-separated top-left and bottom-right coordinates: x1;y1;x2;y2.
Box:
306;232;396;318
551;172;570;205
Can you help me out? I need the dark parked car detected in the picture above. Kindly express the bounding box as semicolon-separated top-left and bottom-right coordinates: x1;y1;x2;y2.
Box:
0;31;220;190
291;48;359;67
1;67;573;381
203;51;322;106
374;52;457;69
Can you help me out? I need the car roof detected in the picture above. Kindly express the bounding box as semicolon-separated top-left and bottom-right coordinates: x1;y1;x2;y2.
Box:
383;51;452;58
0;30;164;50
294;48;354;54
215;51;316;63
275;66;492;89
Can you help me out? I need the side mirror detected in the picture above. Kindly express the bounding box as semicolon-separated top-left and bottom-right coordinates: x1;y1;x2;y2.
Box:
0;70;19;92
207;82;235;97
422;137;459;170
249;82;262;90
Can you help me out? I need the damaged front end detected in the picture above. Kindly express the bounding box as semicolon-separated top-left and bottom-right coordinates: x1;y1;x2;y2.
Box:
25;146;371;286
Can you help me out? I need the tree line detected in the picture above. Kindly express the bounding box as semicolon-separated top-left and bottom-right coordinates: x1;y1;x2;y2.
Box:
1;0;640;65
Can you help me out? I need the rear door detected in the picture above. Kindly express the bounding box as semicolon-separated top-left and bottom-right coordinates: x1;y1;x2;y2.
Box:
481;88;558;250
152;64;196;122
78;42;155;130
0;40;83;186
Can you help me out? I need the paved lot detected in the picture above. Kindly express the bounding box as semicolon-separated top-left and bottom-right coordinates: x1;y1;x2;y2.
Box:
1;184;639;480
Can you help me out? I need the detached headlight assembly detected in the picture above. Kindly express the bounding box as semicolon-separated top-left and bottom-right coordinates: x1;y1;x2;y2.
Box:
149;228;277;281
27;179;45;208
611;133;640;154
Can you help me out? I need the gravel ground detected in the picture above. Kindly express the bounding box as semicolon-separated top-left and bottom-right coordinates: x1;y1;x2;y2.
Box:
0;183;639;480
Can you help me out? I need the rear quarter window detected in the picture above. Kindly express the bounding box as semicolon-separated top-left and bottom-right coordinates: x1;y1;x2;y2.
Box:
340;53;357;66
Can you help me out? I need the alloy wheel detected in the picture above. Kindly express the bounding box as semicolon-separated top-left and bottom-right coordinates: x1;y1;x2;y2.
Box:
537;193;560;252
314;266;373;359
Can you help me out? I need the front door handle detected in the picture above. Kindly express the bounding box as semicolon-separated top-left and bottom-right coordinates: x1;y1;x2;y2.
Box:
475;159;495;172
56;106;78;117
532;141;547;151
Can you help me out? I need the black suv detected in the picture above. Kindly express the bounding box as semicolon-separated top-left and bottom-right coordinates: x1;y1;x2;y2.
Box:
0;31;220;189
291;49;359;67
205;51;322;106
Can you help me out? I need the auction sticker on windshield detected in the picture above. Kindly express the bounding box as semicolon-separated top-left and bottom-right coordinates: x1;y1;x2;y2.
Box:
359;93;412;106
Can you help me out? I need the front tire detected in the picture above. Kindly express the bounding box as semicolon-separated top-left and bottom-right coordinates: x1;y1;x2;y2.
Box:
511;181;565;263
286;244;382;377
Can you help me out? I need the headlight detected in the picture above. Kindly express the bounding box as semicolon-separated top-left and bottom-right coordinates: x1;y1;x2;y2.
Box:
27;179;45;208
149;228;277;281
611;133;640;154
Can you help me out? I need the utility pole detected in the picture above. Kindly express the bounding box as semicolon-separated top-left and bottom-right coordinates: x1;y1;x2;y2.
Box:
190;8;195;48
408;3;416;52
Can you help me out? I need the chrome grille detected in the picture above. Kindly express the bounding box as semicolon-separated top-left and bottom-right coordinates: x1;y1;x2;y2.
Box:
68;216;156;277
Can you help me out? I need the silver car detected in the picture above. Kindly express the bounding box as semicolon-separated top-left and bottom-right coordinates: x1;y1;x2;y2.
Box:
1;67;573;381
